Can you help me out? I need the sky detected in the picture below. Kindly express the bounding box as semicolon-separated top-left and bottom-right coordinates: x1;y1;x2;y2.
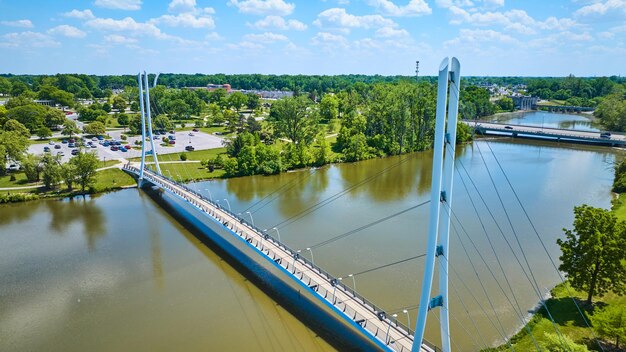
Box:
0;0;625;77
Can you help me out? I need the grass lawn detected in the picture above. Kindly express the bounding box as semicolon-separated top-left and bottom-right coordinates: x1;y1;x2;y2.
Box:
157;162;225;182
91;168;136;192
0;172;35;188
128;147;227;162
489;282;626;351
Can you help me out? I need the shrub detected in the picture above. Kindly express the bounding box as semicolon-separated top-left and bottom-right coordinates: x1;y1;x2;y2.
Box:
179;153;187;161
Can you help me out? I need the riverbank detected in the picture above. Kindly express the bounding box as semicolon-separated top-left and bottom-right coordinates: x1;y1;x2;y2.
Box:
0;168;136;204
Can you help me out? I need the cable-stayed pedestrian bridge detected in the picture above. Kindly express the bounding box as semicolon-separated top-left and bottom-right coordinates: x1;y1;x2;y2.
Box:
122;164;439;352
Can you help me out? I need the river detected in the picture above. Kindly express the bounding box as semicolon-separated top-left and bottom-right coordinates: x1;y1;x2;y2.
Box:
0;138;618;351
489;110;600;132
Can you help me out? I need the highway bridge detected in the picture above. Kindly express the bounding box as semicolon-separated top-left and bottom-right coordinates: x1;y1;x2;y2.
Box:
466;121;626;147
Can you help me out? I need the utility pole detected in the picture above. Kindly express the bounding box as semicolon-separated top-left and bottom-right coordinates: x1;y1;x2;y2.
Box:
415;60;420;82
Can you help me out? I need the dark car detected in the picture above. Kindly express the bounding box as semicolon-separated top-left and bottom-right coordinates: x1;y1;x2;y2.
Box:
169;140;176;145
61;139;68;144
97;135;104;140
600;132;612;139
71;149;79;156
111;145;119;151
68;142;75;148
103;141;111;147
43;146;50;152
185;145;195;151
54;144;61;149
504;126;514;130
192;128;199;132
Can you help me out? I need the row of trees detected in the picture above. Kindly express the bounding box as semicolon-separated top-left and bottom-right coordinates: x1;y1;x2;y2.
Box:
20;151;100;192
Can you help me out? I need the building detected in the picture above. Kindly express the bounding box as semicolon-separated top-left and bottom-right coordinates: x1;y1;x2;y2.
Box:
510;95;538;110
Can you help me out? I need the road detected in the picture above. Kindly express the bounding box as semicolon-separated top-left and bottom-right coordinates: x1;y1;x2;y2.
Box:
465;121;626;143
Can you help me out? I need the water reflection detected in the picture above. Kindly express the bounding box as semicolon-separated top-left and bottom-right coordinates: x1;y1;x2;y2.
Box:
490;111;599;132
46;196;106;251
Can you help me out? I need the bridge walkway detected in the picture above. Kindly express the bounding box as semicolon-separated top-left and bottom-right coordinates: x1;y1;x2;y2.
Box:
124;165;437;352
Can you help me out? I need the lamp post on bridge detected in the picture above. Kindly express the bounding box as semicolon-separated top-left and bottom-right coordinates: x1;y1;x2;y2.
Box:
246;211;254;226
403;309;410;332
222;198;231;212
348;273;356;292
306;247;315;266
386;313;398;345
204;188;213;202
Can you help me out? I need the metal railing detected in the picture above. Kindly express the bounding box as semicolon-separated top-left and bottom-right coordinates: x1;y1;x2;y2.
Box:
124;164;439;352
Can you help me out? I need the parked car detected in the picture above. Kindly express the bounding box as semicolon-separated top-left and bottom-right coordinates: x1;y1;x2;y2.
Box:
90;144;97;148
188;132;194;136
125;145;132;150
49;140;56;145
61;139;68;144
192;128;199;132
120;147;127;152
169;140;176;144
185;145;195;151
92;137;98;141
71;149;79;156
69;138;75;143
7;163;20;171
68;142;75;148
110;145;119;151
103;141;111;147
169;135;176;140
57;151;64;156
54;144;61;149
43;146;50;152
97;135;104;140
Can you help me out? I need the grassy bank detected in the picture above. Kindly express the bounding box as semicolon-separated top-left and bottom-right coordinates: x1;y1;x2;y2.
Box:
486;281;626;351
0;168;136;204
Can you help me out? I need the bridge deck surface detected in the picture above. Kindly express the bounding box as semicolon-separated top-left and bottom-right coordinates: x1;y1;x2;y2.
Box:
125;165;436;352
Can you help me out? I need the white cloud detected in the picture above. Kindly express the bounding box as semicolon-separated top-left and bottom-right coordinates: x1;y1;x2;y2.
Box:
94;0;142;10
311;31;349;48
314;8;398;30
375;26;410;38
205;32;223;41
249;15;307;31
47;25;87;38
366;0;432;17
85;16;192;44
574;0;626;18
0;20;34;28
529;31;593;48
104;34;138;44
150;13;215;29
447;6;576;34
168;0;196;13
62;9;96;20
244;32;289;43
227;41;265;50
0;31;60;48
228;0;295;16
444;28;517;47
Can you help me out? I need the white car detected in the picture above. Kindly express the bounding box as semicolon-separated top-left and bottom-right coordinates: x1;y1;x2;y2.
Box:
7;163;20;171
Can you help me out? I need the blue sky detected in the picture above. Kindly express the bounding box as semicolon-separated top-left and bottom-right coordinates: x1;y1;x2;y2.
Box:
0;0;624;76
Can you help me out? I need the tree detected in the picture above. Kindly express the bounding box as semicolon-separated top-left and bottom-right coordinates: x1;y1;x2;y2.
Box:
0;77;12;95
41;153;62;189
36;126;52;140
61;162;77;191
4;119;30;137
83;121;106;136
0;130;29;174
102;102;112;113
593;304;626;349
495;97;515;112
558;205;626;304
117;113;129;127
152;114;172;131
130;101;140;112
319;94;339;122
268;95;319;147
246;93;260;110
43;108;66;129
70;151;99;192
112;96;126;111
21;153;42;182
5;104;46;133
62;119;80;137
228;92;248;113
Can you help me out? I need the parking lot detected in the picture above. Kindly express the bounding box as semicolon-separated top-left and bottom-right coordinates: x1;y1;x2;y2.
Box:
28;130;226;163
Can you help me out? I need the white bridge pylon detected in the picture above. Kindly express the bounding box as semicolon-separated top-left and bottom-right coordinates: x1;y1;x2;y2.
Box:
138;71;161;182
413;57;461;352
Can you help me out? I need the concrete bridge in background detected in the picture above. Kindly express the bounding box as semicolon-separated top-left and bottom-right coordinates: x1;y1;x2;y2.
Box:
465;121;626;147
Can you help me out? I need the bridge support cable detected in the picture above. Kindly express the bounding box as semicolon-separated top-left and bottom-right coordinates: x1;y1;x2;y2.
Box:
413;57;460;352
442;150;541;349
243;170;316;215
483;141;606;352
445;220;516;351
472;142;569;350
307;200;430;250
443;202;540;350
270;155;413;230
